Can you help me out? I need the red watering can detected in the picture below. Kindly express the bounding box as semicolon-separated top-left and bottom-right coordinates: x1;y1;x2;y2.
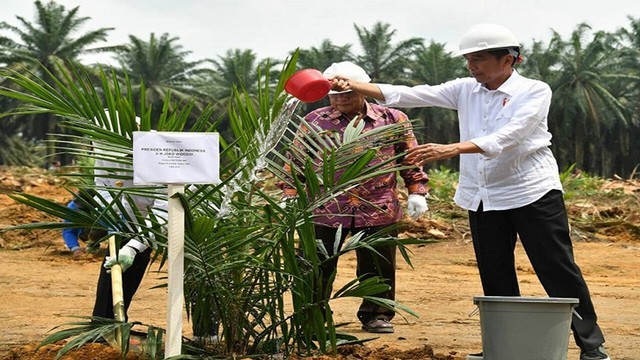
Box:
284;69;331;102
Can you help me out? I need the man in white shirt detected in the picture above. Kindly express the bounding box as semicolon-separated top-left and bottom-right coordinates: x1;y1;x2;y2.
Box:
328;23;610;360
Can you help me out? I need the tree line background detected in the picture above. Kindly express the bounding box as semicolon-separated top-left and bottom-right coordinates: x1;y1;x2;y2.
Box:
1;1;638;178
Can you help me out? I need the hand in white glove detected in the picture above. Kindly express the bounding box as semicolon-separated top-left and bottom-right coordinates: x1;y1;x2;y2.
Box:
407;194;428;220
104;244;138;272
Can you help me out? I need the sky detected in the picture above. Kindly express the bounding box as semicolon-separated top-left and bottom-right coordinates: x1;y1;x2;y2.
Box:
1;0;639;66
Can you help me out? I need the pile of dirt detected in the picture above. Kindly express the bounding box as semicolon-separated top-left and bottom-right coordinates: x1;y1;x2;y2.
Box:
565;178;640;243
0;342;144;360
0;342;455;360
1;343;455;360
0;167;72;250
292;344;457;360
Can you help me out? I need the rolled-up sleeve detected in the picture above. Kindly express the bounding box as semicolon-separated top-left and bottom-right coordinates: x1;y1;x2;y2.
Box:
390;111;429;195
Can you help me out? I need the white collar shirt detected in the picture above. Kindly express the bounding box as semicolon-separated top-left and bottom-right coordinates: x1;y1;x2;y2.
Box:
377;70;563;211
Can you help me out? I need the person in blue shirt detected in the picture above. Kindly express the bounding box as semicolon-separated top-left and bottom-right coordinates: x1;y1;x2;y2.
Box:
62;198;89;256
62;190;106;256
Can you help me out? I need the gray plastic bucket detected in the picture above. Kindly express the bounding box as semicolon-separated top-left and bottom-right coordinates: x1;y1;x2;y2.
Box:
472;296;579;360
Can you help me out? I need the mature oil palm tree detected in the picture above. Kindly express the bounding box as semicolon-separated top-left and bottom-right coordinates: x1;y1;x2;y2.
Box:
518;33;564;82
114;32;213;121
200;48;273;141
548;23;637;176
0;1;115;72
353;21;424;82
296;39;353;71
404;41;466;171
606;17;640;177
0;0;115;164
207;48;264;100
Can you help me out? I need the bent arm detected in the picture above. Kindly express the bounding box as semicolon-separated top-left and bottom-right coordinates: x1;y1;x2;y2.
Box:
407;141;483;166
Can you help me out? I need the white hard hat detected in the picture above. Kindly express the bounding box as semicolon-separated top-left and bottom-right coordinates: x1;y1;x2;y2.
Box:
457;23;520;56
322;61;371;94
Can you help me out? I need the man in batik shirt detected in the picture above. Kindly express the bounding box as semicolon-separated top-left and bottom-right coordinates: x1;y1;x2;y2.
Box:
280;61;429;333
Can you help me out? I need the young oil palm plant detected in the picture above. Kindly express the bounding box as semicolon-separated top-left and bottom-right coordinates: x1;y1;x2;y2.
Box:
0;53;423;359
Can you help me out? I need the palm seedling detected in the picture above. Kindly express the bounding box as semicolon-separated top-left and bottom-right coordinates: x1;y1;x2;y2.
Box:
0;53;423;359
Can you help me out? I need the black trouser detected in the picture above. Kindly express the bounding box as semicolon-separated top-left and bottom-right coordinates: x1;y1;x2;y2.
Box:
468;189;605;352
92;245;151;321
314;224;397;325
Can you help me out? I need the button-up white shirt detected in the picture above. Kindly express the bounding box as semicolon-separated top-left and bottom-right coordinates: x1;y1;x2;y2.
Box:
377;70;562;211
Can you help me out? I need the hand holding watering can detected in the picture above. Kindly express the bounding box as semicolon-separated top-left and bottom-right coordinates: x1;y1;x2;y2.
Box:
284;62;370;102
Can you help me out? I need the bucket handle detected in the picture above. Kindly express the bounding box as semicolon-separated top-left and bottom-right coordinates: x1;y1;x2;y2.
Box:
468;306;479;317
572;308;583;321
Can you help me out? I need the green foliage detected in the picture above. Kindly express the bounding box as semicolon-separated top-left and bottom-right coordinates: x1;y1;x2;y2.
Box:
354;21;424;82
560;164;605;199
40;317;137;360
0;0;116;162
426;166;458;203
0;52;419;358
0;132;43;166
113;32;213;115
2;6;640;178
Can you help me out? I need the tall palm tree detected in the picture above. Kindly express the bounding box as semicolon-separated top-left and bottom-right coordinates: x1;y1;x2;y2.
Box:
296;39;353;71
549;23;636;176
0;1;115;71
518;33;564;82
207;48;263;100
353;22;424;82
405;41;466;170
200;49;272;140
609;17;640;177
114;32;212;119
0;0;115;164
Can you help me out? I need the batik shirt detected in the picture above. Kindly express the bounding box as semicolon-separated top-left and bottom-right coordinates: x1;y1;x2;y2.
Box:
281;101;429;228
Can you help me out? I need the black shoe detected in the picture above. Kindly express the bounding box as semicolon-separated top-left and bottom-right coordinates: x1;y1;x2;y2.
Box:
580;345;611;360
361;318;394;333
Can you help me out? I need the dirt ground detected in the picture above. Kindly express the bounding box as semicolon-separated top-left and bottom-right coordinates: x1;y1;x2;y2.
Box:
1;167;639;360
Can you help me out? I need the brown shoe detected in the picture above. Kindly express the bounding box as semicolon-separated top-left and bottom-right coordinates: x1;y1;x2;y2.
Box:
362;318;394;333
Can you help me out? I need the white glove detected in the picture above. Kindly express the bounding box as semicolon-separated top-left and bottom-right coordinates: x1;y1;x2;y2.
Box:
407;194;428;220
104;244;138;272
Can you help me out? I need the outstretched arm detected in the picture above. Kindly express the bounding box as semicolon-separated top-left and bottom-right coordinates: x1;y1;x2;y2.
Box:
330;76;386;101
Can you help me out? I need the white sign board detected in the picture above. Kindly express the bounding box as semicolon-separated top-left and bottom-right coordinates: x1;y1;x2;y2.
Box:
133;131;219;185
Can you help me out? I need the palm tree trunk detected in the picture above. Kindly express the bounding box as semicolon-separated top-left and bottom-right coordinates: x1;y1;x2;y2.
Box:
574;118;585;169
